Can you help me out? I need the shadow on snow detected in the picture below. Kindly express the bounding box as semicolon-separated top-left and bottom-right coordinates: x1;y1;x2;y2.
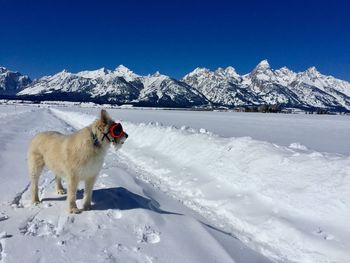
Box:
92;187;182;215
42;187;182;215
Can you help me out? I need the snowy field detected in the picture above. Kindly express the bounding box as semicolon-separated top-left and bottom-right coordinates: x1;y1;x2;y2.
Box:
0;104;350;263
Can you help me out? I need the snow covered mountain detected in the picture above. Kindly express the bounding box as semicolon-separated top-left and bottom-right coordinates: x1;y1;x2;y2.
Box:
18;67;140;103
242;60;302;106
0;67;31;95
183;60;350;111
18;66;207;107
183;66;262;106
6;62;350;111
137;71;207;107
289;67;350;110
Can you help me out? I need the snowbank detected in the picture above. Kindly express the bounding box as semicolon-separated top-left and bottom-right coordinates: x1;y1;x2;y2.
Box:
50;108;350;263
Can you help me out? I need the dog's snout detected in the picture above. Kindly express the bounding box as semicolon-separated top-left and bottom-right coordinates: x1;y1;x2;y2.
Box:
124;133;128;139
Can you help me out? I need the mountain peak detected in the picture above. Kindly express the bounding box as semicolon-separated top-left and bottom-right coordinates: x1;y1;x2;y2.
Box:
182;67;211;81
276;66;295;75
279;66;289;71
194;67;210;73
306;66;320;74
0;66;9;73
57;69;70;76
249;60;274;82
300;66;322;79
224;66;239;77
186;67;210;77
214;66;240;79
76;67;111;79
114;65;139;81
152;71;162;77
255;59;270;69
225;66;236;73
115;64;131;73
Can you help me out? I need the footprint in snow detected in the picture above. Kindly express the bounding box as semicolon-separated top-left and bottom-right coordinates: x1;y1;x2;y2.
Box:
56;215;75;235
0;213;8;222
135;225;161;244
106;209;122;219
57;240;66;246
0;232;12;239
314;227;335;240
19;216;58;238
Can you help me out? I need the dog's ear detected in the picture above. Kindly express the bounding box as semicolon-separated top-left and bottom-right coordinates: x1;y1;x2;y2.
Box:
100;109;110;124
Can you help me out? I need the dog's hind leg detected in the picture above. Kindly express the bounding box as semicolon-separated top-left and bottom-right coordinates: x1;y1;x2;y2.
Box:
31;176;40;204
28;152;44;204
55;176;65;195
67;175;81;214
83;176;97;211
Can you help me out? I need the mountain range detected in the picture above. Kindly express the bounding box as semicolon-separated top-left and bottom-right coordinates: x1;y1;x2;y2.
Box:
1;61;350;111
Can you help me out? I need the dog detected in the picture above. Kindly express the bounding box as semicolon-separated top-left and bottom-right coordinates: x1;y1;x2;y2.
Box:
27;109;128;213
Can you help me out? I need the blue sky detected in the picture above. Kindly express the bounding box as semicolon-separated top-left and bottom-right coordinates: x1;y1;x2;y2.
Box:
0;0;349;80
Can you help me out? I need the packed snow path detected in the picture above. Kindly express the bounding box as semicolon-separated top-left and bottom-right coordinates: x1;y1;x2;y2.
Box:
0;105;271;263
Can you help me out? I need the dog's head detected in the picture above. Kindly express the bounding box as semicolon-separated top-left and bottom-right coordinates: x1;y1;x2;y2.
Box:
96;109;128;148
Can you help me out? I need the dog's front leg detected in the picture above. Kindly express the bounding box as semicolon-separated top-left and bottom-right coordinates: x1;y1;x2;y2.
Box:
83;176;97;211
67;175;81;214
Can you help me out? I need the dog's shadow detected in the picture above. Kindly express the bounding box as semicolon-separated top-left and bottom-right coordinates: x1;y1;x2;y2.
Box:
92;187;181;215
43;187;181;215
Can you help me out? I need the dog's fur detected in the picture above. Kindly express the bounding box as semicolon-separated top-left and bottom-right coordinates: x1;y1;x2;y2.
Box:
27;109;127;213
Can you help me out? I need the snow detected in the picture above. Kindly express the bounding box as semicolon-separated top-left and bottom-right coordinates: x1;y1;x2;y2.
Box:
255;59;270;68
17;81;48;95
76;68;111;79
113;65;140;82
74;108;349;155
0;68;31;93
274;67;297;86
183;66;251;106
1;104;350;262
184;61;350;110
0;104;270;263
186;67;210;77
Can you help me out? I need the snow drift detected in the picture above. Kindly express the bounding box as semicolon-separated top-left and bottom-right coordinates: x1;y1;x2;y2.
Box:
51;108;350;263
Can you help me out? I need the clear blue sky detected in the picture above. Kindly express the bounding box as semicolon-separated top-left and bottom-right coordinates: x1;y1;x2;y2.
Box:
0;0;349;81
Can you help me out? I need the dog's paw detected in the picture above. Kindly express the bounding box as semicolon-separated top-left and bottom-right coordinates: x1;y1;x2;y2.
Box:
57;189;66;195
83;204;92;211
32;200;40;205
69;207;82;214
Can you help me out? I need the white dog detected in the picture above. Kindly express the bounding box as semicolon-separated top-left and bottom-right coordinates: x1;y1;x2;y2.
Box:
27;109;128;213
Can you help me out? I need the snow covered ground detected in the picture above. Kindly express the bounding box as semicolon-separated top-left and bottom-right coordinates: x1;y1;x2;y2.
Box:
0;104;349;263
